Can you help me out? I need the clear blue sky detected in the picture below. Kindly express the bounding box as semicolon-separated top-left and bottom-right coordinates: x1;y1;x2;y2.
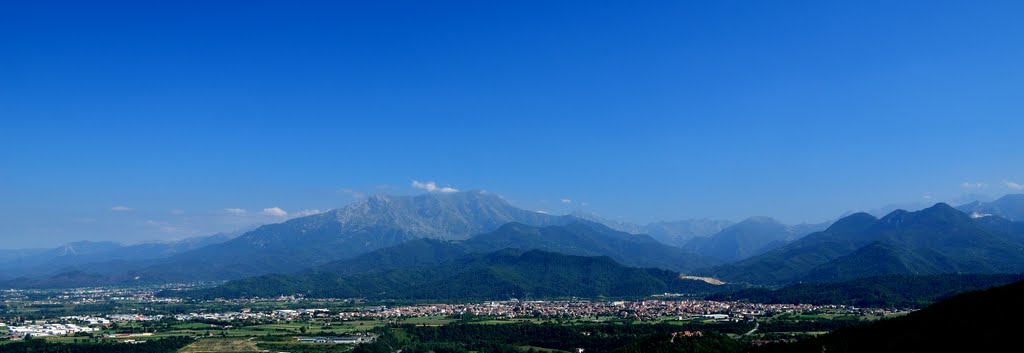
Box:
2;1;1023;247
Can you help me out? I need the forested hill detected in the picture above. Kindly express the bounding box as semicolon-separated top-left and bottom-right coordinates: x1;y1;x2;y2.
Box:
163;249;734;300
708;273;1024;308
707;204;1024;284
752;278;1024;353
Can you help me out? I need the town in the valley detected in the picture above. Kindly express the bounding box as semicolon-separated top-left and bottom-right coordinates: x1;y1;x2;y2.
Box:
0;283;911;351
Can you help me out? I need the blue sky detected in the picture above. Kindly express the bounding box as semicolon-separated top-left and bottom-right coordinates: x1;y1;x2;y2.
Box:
2;1;1023;247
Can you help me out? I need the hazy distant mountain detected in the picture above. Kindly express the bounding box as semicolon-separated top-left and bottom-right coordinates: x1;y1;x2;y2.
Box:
125;191;572;280
570;211;734;247
706;203;1024;284
682;217;829;262
837;193;997;219
167;249;731;300
318;221;718;275
569;211;644;233
0;248;47;264
641;219;737;247
957;193;1024;221
0;231;244;281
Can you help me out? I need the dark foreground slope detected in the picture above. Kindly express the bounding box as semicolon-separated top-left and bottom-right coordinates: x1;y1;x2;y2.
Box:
165;249;729;300
752;278;1024;353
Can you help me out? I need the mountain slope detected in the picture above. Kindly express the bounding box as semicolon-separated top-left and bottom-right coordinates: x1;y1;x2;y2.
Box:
316;238;472;275
0;231;243;280
708;273;1024;308
707;204;1024;284
682;217;827;262
704;212;880;284
957;193;1024;221
461;221;718;272
801;204;1024;282
129;191;570;280
570;211;735;247
316;221;716;277
642;219;737;246
166;249;729;300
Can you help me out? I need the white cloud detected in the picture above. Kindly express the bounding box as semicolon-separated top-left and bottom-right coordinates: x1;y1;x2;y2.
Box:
293;209;322;217
961;181;988;189
262;207;288;217
537;210;550;214
111;205;133;212
411;180;459;193
340;188;365;198
560;199;572;204
580;202;590;207
1006;181;1024;190
224;208;247;215
170;209;186;215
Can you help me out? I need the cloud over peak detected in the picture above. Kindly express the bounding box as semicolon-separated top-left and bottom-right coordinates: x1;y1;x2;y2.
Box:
411;180;459;193
293;209;322;217
262;207;288;217
340;188;365;199
1006;180;1024;190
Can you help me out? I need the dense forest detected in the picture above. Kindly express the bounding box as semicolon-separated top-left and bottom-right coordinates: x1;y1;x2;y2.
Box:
752;278;1024;352
167;249;734;300
708;273;1024;307
0;336;193;353
351;321;754;353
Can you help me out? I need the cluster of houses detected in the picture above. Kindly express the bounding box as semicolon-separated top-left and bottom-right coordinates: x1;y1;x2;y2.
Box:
5;323;97;338
330;299;856;321
296;335;376;344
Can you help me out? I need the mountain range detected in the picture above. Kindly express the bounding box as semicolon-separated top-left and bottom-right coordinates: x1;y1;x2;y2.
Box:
681;217;828;262
574;211;831;262
163;249;729;300
957;193;1024;221
165;200;1024;300
4;191;1024;296
33;191;574;282
0;230;245;281
5;191;713;285
706;202;1024;284
569;211;735;247
311;220;718;275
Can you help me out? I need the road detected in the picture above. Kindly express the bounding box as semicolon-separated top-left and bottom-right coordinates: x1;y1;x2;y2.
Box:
742;322;760;336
